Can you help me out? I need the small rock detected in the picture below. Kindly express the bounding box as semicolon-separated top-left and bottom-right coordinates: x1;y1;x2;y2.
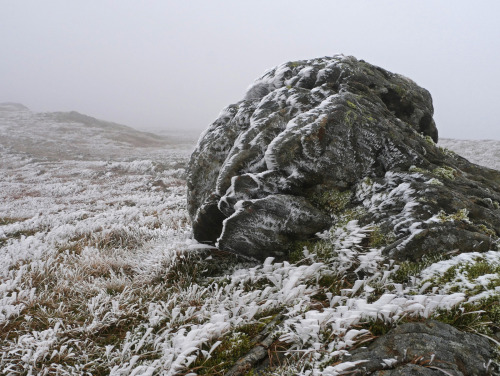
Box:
347;320;498;375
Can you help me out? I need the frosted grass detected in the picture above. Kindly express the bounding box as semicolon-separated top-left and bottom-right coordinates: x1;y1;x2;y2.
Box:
1;137;499;375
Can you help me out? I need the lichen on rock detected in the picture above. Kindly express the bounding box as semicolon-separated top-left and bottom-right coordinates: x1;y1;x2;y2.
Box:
187;55;500;262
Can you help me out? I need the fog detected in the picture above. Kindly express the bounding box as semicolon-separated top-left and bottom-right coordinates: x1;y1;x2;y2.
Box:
1;1;499;140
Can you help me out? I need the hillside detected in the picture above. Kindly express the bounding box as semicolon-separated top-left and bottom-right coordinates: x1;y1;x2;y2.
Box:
0;105;499;374
0;103;181;161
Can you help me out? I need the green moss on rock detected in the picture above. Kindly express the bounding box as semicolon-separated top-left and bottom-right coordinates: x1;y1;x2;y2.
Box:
427;178;444;186
346;100;357;109
437;208;470;222
309;188;352;215
409;165;429;175
433;166;458;180
368;226;395;248
477;224;497;237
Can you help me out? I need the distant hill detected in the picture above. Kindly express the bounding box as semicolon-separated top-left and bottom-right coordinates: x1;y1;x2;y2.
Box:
0;103;183;160
0;102;30;111
439;138;500;171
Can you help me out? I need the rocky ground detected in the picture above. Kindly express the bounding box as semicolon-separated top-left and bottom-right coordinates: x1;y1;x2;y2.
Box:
0;101;499;375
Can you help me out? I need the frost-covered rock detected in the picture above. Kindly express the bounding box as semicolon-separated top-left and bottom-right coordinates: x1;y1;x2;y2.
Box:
187;55;500;261
347;320;498;375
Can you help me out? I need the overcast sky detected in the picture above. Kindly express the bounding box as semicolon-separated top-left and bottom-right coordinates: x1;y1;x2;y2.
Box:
1;1;499;140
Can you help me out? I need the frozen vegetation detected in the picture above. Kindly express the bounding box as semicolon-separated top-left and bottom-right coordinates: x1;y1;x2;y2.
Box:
1;104;499;374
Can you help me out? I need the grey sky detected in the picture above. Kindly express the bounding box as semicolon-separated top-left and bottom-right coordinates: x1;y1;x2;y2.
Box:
1;1;499;140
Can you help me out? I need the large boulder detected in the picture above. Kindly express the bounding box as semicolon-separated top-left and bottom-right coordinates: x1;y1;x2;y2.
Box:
187;55;500;261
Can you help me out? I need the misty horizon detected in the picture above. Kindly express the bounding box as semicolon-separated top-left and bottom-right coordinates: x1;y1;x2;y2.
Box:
1;1;499;140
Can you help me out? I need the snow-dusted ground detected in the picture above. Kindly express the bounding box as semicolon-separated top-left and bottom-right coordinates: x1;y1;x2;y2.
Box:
1;107;499;375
